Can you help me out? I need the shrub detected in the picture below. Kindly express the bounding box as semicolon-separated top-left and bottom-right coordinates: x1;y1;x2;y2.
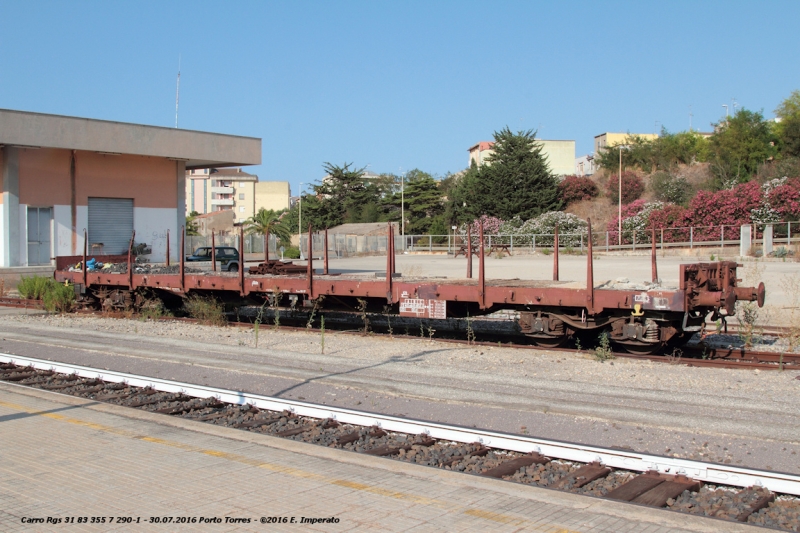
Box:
282;246;301;259
18;276;74;312
606;171;644;204
17;276;53;300
183;295;227;326
650;171;691;205
558;176;598;205
43;283;75;313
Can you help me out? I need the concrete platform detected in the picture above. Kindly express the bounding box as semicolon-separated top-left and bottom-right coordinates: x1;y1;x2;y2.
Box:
0;382;761;532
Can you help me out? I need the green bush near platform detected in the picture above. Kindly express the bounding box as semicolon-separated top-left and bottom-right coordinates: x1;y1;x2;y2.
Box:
18;275;75;312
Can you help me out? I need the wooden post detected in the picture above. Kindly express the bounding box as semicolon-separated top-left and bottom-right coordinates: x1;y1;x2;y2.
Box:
553;225;559;281
211;232;216;272
166;229;170;267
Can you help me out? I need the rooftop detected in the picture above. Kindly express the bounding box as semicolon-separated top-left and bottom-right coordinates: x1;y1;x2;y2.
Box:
0;108;261;169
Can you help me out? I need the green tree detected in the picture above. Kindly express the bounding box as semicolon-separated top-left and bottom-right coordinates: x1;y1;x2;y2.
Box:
709;109;778;188
775;90;800;158
302;163;389;229
186;211;201;236
382;170;445;234
595;130;709;173
244;208;291;260
448;128;561;221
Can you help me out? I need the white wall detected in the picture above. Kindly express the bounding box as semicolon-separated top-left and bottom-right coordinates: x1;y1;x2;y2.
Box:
53;204;87;258
134;207;178;263
0;204;4;267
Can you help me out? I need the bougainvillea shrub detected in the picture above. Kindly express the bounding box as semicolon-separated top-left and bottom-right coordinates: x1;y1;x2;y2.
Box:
558;175;599;205
606;171;644;204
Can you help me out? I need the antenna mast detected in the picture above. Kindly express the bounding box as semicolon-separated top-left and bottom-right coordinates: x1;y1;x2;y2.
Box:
175;55;181;128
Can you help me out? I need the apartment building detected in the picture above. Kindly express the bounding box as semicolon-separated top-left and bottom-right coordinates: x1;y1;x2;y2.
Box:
468;139;576;176
186;168;290;223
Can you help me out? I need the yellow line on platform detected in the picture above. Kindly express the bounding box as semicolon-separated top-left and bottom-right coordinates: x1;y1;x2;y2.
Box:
0;397;582;532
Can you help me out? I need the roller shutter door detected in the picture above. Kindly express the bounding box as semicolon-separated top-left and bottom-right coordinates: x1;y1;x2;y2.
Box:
88;198;134;255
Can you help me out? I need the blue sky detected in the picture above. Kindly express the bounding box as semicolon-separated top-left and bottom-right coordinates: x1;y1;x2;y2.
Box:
2;1;799;195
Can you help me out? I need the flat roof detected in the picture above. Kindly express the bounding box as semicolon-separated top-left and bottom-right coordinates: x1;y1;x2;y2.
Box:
0;108;261;169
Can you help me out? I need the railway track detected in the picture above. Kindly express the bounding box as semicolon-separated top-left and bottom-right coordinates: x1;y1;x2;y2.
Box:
1;353;799;531
2;295;797;370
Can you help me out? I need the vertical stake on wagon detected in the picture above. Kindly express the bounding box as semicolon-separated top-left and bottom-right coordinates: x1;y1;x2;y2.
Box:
479;221;486;309
166;229;170;267
239;225;245;296
211;231;216;272
586;219;594;314
553;224;560;281
180;226;185;293
467;226;473;279
127;230;135;290
651;227;659;283
324;228;329;275
386;223;393;303
307;224;314;299
82;229;88;288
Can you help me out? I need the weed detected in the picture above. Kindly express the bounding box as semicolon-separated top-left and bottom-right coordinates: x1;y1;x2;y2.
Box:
273;309;281;329
183;295;226;326
356;298;369;335
593;332;614;362
320;315;325;354
419;324;425;337
465;314;476;344
737;302;760;348
710;254;716;261
307;295;325;329
386;312;394;338
139;298;169;321
666;348;683;364
574;337;582;352
253;300;268;347
542;248;551;256
0;279;5;297
428;325;436;341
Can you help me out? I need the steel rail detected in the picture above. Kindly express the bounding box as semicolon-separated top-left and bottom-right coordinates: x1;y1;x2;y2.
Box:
2;352;800;497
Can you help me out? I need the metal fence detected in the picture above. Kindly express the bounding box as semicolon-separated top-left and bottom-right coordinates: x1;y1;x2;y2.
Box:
183;221;797;259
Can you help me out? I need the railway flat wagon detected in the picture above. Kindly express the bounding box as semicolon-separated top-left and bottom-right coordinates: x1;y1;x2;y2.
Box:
54;223;765;354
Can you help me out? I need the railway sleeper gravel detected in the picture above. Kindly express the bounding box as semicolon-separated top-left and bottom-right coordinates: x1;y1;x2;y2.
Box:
3;363;800;531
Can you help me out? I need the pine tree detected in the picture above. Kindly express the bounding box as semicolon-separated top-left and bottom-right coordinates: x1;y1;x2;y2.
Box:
450;128;562;221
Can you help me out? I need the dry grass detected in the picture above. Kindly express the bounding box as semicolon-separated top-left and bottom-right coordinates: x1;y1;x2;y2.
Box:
566;197;616;232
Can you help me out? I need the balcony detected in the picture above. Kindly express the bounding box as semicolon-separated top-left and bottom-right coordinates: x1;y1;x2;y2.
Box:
211;198;234;206
211;186;234;194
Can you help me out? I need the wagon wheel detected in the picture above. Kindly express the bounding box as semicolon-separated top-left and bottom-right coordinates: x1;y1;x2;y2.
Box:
614;340;662;356
525;333;569;348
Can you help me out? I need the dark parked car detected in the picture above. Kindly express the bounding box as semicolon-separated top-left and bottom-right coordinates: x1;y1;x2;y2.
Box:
185;247;240;272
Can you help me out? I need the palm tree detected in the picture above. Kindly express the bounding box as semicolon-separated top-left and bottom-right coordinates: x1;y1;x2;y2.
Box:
244;208;291;261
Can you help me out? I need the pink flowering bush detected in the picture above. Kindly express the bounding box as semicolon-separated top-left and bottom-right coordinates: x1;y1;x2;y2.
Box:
558;176;598;205
606;171;644;204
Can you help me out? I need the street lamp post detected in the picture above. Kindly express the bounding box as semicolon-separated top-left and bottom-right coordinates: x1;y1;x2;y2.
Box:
400;171;405;251
618;148;622;246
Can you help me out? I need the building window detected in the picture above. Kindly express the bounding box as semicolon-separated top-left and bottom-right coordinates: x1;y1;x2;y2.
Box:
239;193;245;200
239;182;246;187
239;206;246;212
